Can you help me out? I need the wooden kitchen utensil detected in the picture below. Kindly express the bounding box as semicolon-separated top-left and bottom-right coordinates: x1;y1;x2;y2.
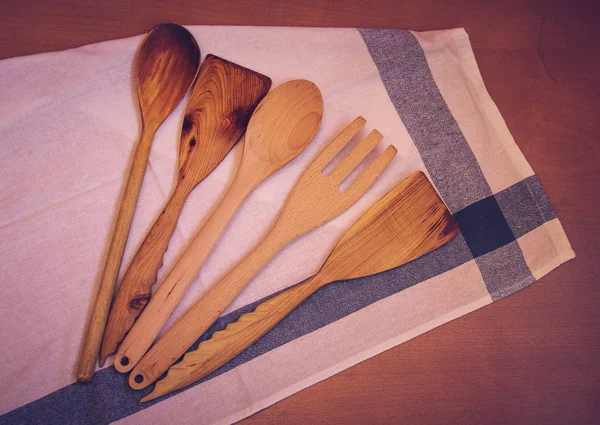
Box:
128;117;398;389
76;23;200;383
113;79;324;373
142;171;459;401
99;55;272;366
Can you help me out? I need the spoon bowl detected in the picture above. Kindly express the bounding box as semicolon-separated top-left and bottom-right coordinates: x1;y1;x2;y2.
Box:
135;23;201;129
243;79;323;171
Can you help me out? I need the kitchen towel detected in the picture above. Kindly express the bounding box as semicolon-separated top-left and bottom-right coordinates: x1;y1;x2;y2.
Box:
0;26;574;424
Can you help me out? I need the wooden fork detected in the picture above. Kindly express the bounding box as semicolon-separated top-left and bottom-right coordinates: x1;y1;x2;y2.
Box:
128;117;398;389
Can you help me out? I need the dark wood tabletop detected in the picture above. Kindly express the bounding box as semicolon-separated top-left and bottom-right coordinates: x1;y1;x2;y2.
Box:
1;0;598;423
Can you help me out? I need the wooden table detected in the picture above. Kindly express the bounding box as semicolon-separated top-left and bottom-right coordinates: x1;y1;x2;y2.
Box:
2;0;598;423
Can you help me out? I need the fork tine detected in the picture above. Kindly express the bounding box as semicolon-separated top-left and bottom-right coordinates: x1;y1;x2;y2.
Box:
343;145;398;195
331;130;383;182
311;117;366;171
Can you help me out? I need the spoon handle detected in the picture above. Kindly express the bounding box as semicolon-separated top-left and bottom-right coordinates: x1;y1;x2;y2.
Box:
76;128;155;382
99;179;192;365
142;275;324;401
128;227;288;389
113;171;261;373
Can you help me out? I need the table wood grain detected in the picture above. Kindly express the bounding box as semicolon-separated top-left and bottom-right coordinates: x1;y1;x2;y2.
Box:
1;0;598;423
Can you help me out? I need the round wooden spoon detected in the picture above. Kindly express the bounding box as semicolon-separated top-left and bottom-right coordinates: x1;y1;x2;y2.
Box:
113;79;323;373
76;23;200;383
98;55;271;366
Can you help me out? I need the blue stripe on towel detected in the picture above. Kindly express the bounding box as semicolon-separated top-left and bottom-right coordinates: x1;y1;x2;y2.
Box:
0;176;556;425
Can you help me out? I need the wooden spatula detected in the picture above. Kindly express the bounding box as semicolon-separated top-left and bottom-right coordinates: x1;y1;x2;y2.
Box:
99;55;271;366
76;23;200;382
128;117;398;389
141;171;458;401
113;79;323;373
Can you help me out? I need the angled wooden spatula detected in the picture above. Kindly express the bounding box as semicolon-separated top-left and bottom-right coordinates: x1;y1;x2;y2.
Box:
99;55;271;365
128;117;398;389
142;171;459;401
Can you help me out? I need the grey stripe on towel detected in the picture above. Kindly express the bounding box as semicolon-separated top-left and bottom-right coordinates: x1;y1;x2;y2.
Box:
359;28;492;213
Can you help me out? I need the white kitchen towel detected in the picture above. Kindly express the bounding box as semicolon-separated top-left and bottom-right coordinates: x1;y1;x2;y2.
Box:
0;26;574;424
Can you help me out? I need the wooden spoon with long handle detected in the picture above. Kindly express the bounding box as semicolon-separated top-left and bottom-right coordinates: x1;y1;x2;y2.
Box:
142;171;459;401
99;55;271;366
76;23;200;383
128;117;398;389
113;79;324;373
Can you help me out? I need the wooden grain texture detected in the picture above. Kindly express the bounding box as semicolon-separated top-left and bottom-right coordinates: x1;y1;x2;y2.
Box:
1;1;598;423
75;23;200;383
142;171;459;401
128;117;397;389
113;79;323;374
99;55;272;366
